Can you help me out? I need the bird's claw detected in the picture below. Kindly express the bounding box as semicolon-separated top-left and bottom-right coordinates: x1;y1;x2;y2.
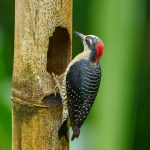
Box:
51;72;61;96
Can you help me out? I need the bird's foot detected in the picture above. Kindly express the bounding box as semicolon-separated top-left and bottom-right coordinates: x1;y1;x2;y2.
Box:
51;72;61;96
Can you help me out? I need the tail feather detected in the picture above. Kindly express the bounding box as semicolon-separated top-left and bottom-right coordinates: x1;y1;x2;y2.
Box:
58;119;68;141
71;126;80;141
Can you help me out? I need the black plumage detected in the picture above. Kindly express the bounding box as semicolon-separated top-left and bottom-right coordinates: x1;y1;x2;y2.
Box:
66;59;101;140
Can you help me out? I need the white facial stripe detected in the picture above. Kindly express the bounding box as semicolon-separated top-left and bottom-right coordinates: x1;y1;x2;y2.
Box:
89;38;93;45
87;35;98;38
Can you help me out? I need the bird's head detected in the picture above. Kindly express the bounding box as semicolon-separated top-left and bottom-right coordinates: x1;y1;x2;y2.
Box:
74;31;104;62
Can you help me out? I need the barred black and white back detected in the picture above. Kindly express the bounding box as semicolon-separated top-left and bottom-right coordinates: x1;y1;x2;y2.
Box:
66;58;101;140
60;51;92;123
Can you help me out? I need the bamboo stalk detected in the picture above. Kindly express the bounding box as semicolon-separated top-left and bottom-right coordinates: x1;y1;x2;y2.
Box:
12;0;72;149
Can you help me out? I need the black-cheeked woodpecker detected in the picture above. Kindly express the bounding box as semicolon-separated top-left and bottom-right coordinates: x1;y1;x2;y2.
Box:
53;31;104;141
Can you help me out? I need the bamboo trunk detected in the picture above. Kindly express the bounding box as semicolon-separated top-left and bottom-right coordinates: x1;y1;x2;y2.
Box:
12;0;72;149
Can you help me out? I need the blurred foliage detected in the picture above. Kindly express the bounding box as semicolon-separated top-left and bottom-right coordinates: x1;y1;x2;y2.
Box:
0;0;150;150
0;0;14;149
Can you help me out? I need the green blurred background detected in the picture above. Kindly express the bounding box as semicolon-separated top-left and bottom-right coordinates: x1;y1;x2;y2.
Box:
0;0;150;150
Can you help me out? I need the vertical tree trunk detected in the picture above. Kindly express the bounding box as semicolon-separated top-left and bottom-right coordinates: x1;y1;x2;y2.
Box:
12;0;72;149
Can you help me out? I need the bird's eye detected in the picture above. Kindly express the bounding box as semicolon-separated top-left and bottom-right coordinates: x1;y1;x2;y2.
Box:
85;37;89;43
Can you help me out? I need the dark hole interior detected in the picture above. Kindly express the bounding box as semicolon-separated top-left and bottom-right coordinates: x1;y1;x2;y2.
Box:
47;27;71;75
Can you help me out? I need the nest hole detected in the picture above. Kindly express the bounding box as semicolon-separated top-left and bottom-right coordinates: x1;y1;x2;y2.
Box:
47;27;71;75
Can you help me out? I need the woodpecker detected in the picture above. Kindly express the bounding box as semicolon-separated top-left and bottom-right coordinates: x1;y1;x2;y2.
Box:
53;31;104;141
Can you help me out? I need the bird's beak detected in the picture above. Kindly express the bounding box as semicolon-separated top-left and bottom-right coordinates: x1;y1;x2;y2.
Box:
74;31;85;41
